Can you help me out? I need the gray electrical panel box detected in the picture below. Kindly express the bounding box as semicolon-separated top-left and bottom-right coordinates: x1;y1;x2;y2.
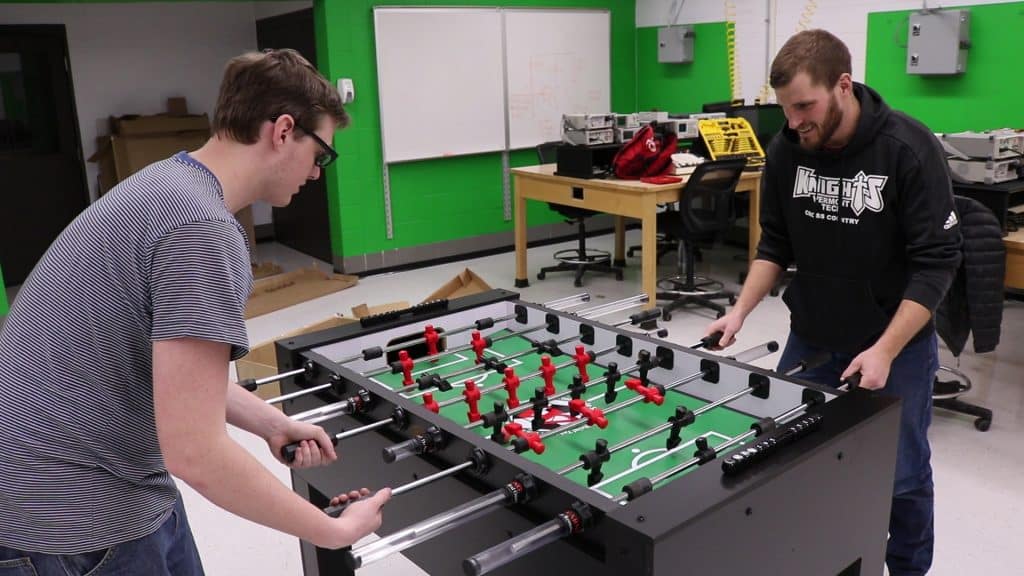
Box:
907;9;970;75
658;25;694;64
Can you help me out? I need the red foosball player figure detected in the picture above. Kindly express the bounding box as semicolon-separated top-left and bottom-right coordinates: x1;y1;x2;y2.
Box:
422;392;440;414
568;398;608;428
573;345;591;383
502;367;521;408
398;350;415;386
424;324;440;360
463;379;482;422
625;378;664;406
502;422;545;454
470;330;487;364
539;355;557;396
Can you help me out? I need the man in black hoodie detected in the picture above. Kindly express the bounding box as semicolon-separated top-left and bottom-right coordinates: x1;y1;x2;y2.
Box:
706;30;961;575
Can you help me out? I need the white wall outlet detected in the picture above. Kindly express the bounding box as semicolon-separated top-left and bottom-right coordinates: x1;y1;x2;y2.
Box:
338;78;355;104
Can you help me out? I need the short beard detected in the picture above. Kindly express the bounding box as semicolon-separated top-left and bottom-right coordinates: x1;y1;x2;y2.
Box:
813;92;843;150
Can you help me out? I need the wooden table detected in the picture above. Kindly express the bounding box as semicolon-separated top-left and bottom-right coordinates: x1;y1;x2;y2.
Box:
512;164;763;307
1005;229;1024;291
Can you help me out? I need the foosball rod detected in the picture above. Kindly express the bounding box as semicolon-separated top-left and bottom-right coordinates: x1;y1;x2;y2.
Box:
376;302;658;388
543;292;591;310
346;474;538;570
462;502;592;576
403;306;662;401
331;295;595;368
606;352;842;504
266;295;648;405
557;344;818;476
249;294;590;396
432;343;620;409
545;340;779;447
279;407;409;463
322;448;489;517
463;332;723;433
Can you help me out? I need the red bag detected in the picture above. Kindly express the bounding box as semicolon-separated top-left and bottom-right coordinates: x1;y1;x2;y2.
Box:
611;123;678;179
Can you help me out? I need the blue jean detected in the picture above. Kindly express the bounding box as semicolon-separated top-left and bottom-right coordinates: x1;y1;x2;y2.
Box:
778;330;937;576
0;493;204;576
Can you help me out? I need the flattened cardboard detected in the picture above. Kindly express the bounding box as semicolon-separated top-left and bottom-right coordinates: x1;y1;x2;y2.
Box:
245;267;359;319
422;268;492;302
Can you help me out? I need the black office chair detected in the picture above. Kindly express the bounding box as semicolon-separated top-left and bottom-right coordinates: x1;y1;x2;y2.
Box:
655;159;747;320
535;141;623;287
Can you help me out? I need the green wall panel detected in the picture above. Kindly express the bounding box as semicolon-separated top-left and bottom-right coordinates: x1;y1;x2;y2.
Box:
635;23;732;115
0;265;8;316
318;0;637;257
866;3;1024;132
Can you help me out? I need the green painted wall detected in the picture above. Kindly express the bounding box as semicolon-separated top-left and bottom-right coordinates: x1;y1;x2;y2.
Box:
316;0;637;259
866;3;1024;132
0;265;8;316
635;23;732;115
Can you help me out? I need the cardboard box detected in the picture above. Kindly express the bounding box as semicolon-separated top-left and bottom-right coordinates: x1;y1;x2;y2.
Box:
236;314;358;401
423;268;492;302
351;301;411;318
89;131;210;195
245;267;359;319
110;112;211;136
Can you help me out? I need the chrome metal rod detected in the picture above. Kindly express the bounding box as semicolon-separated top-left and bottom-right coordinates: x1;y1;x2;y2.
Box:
558;385;755;475
264;382;331;405
609;401;818;504
403;334;583;401
434;344;617;409
291;399;349;422
463;515;571;576
348;490;510;568
729;341;780;364
323;460;475;517
543;293;590;309
336;314;518;366
246;366;304;388
574;294;648;317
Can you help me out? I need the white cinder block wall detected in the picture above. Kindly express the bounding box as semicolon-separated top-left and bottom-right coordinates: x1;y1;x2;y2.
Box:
637;0;1018;104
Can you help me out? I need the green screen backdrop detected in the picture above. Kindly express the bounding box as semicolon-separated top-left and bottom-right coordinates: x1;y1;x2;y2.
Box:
866;3;1024;132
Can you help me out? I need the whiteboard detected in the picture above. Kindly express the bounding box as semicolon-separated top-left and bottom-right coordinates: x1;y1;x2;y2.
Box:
374;8;507;164
505;9;611;150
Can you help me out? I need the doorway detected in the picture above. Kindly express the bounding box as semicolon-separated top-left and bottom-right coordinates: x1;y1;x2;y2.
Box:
256;8;333;265
0;25;89;286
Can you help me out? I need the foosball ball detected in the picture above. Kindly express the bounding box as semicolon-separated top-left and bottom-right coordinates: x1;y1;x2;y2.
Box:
251;289;901;576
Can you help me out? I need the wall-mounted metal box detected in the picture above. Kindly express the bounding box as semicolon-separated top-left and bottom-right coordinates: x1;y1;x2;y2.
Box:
907;9;970;75
658;25;694;64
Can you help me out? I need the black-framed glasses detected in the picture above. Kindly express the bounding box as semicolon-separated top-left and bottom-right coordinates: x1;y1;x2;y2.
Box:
270;115;338;168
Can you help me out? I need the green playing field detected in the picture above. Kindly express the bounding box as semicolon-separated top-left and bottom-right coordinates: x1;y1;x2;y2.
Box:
370;330;756;498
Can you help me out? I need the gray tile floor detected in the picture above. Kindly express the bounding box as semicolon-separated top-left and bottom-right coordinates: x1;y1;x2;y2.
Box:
176;230;1021;576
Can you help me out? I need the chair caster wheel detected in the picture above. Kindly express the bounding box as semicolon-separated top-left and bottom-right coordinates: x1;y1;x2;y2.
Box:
615;271;624;281
716;311;725;319
770;288;779;297
975;418;991;432
662;311;672;322
537;272;546;280
728;295;737;305
574;280;583;288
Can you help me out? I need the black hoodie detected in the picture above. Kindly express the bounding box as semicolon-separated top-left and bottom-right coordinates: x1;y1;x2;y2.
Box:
757;83;962;354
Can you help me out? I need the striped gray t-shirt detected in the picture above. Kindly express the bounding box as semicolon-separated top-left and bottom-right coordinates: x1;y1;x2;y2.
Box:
0;152;252;553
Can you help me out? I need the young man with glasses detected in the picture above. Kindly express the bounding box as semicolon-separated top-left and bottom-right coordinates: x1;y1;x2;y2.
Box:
0;48;388;575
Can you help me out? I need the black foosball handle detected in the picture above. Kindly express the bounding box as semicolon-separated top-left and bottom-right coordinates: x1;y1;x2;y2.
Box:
692;331;724;350
281;435;339;463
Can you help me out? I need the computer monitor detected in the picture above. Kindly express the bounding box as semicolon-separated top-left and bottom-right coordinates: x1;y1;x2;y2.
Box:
731;104;787;149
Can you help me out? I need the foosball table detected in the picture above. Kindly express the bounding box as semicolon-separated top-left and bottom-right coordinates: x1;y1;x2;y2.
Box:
255;289;900;576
